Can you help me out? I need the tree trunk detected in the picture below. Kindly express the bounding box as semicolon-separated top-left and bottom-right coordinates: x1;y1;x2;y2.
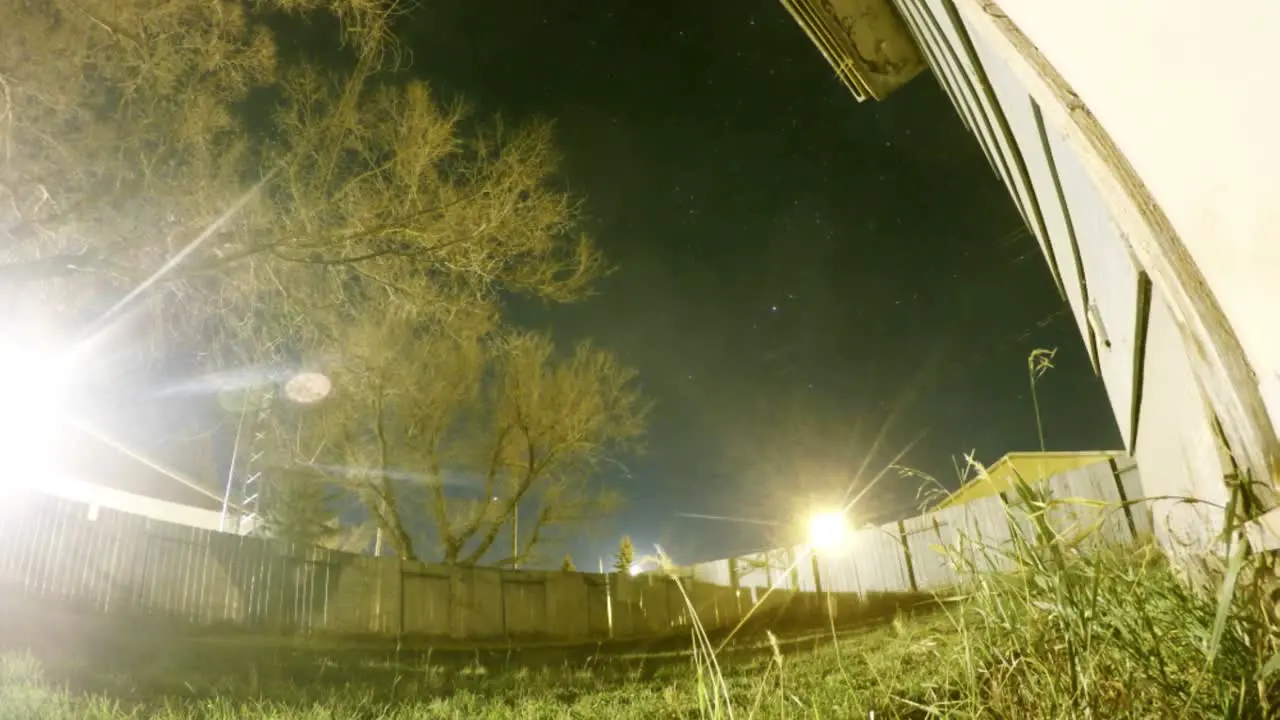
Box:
374;481;417;561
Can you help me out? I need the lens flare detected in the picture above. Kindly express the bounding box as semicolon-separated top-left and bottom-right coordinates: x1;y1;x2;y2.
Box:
807;510;852;552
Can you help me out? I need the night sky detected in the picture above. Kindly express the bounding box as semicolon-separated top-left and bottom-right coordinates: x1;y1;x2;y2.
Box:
394;1;1119;563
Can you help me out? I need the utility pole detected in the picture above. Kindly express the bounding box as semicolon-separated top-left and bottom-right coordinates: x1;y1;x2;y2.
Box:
218;401;250;532
219;389;271;534
512;504;519;569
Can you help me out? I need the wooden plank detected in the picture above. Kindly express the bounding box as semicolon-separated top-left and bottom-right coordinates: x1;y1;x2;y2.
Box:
1132;293;1231;557
960;24;1093;353
1045;125;1142;448
780;0;928;101
910;0;1041;236
897;0;1007;180
936;0;1068;297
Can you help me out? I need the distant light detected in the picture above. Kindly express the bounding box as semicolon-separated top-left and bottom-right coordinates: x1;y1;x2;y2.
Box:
284;371;331;404
629;563;644;576
807;510;852;553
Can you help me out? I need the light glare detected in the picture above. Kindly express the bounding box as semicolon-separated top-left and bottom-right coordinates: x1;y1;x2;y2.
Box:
0;340;73;485
807;510;852;552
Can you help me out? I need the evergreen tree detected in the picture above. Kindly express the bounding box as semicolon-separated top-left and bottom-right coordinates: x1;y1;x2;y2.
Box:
560;554;577;572
614;535;635;574
259;473;338;547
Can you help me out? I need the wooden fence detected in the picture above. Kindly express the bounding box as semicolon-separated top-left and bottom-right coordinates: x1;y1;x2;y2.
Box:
0;456;1147;644
691;455;1149;594
0;491;766;643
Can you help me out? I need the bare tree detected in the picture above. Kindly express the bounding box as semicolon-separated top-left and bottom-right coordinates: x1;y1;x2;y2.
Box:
1;1;642;558
272;321;648;565
0;0;604;367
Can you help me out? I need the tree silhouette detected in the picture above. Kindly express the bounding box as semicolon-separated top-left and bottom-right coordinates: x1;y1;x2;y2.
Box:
257;472;338;547
1;0;647;563
614;535;635;574
271;329;646;564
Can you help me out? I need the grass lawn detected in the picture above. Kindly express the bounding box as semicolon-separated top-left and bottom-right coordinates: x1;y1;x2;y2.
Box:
1;542;1276;719
3;610;964;719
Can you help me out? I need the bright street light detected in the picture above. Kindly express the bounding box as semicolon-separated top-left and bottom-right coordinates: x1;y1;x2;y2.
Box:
807;509;852;553
0;338;74;484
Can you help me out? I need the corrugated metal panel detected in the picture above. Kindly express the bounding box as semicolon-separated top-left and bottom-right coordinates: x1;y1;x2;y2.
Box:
690;559;734;586
813;545;861;593
734;550;777;590
902;504;969;589
953;494;1017;572
850;523;914;591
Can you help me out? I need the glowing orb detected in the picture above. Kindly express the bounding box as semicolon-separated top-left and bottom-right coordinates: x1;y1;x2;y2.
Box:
807;510;852;552
0;340;73;484
284;371;332;404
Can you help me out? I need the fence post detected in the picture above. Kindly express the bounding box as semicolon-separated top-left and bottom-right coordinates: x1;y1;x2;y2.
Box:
371;556;403;637
601;559;614;639
1108;457;1140;541
396;559;405;640
134;521;153;611
727;556;747;617
897;520;918;592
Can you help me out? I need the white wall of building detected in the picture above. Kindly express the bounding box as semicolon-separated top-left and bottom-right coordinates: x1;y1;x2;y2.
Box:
978;0;1280;432
872;0;1280;553
37;475;254;535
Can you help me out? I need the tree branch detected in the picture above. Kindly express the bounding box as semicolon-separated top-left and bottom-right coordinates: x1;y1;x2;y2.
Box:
0;251;138;284
426;442;456;563
452;423;515;547
490;506;552;568
373;386;416;560
460;428;546;565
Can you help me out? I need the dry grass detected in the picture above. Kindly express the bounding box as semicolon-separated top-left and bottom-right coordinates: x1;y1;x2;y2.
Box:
1;532;1275;719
